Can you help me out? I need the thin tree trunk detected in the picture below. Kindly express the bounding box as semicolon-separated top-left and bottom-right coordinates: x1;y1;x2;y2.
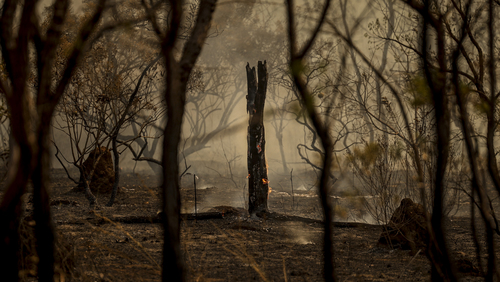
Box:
107;55;161;207
0;1;105;280
158;1;218;281
107;138;120;206
285;1;334;280
276;132;289;175
162;0;184;275
0;142;32;280
162;82;184;281
31;126;55;282
376;0;395;162
483;1;499;278
420;4;457;280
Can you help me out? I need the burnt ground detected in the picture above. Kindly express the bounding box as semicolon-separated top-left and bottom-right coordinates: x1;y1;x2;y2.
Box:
3;169;497;281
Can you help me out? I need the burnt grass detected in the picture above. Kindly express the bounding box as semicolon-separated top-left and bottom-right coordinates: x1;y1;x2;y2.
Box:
4;169;497;281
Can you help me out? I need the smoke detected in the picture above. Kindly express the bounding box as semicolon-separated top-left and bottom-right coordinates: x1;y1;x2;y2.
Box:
44;1;373;218
284;222;318;245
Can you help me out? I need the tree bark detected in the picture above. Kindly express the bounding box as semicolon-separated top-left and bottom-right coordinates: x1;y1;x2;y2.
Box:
156;1;218;281
246;61;269;217
0;141;32;280
31;124;55;282
0;1;105;280
419;3;457;280
285;1;334;280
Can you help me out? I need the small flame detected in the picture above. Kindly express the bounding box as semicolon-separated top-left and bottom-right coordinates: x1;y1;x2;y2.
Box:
262;178;269;185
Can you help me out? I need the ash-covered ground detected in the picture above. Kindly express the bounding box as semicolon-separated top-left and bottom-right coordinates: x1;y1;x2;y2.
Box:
0;168;493;281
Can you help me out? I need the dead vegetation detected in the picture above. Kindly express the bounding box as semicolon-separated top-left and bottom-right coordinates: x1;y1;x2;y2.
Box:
6;170;494;281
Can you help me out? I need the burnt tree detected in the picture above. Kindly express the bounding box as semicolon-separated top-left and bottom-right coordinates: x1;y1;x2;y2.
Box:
246;61;269;216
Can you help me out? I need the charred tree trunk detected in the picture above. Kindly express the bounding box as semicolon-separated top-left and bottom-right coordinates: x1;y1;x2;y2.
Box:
246;61;269;217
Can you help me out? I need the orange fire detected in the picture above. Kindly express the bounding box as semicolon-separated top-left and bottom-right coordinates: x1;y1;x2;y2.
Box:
262;178;269;184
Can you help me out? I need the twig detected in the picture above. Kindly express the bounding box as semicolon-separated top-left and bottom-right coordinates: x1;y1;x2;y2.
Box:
180;165;191;178
290;168;294;211
52;140;79;184
194;173;198;220
220;138;241;189
283;256;288;282
406;249;421;268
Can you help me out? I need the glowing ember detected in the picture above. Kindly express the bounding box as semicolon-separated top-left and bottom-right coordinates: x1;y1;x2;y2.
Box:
262;178;269;184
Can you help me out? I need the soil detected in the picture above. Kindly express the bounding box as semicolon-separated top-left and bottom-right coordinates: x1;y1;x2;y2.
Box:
3;169;496;281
